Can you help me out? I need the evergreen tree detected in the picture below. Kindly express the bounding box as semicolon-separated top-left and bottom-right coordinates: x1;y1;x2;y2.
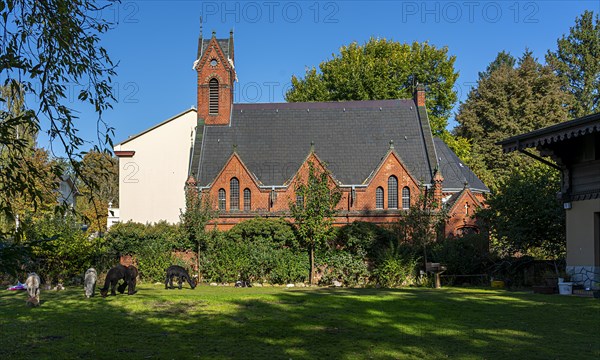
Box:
454;51;572;190
546;10;600;118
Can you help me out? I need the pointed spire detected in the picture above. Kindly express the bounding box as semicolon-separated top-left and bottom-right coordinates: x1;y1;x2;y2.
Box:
197;16;203;59
229;28;235;62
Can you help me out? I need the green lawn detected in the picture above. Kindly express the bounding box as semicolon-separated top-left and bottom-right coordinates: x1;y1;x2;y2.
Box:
0;285;598;359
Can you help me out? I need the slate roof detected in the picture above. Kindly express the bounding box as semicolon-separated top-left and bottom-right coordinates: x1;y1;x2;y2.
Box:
192;99;445;188
199;38;231;60
434;138;489;192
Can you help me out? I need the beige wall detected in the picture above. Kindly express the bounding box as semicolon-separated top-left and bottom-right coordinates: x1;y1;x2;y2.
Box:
114;109;197;224
566;198;600;267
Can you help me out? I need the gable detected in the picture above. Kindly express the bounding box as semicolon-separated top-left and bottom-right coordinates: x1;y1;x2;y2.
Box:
209;152;262;190
446;188;482;214
365;150;421;188
195;37;232;72
199;38;231;60
287;152;340;188
114;108;197;147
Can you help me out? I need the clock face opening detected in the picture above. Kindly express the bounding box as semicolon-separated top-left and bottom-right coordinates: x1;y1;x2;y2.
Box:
210;59;218;67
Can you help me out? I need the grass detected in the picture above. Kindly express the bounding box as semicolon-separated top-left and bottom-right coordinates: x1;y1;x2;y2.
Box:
1;284;599;359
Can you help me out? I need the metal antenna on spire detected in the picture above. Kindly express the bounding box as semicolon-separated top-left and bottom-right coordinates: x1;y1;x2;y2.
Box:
200;16;203;35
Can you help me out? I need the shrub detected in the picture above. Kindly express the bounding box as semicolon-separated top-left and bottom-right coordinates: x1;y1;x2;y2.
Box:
227;218;299;250
199;231;240;283
372;241;420;287
317;250;369;286
102;221;184;282
373;257;419;288
430;233;490;275
199;231;307;284
102;221;146;257
136;237;176;283
24;214;100;284
333;221;394;258
268;249;308;284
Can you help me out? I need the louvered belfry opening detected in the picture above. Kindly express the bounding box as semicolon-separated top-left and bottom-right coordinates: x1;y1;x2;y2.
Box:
209;78;219;115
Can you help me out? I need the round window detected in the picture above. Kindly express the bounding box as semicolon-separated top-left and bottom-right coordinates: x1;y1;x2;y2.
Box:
210;59;218;67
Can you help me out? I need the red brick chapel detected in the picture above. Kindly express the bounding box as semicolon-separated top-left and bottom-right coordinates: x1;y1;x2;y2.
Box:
188;31;489;237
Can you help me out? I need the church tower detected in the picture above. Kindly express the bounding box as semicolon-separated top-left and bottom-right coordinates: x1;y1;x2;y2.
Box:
194;28;236;125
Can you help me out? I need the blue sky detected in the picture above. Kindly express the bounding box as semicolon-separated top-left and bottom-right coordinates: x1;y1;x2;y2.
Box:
36;0;599;152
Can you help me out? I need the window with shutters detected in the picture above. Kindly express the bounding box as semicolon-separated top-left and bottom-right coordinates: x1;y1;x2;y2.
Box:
209;78;219;115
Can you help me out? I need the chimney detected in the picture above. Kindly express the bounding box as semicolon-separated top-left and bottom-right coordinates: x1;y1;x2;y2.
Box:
415;84;426;107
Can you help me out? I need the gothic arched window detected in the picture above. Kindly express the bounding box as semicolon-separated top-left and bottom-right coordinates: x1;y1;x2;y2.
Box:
376;187;384;209
218;188;226;211
388;176;398;209
243;188;251;211
230;178;239;210
402;187;410;210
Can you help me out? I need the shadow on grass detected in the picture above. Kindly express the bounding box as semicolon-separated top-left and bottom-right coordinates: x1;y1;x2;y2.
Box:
0;286;598;359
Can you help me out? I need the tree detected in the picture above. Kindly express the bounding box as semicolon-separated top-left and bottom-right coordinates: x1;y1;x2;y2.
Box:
76;150;119;233
0;0;117;228
395;188;446;269
180;178;218;279
0;82;56;234
546;10;600;118
454;51;572;190
478;50;516;80
478;163;565;259
289;161;342;285
286;38;459;135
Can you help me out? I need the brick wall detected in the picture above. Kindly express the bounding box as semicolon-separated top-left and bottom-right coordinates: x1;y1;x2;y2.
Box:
444;189;486;237
203;151;433;229
196;37;234;126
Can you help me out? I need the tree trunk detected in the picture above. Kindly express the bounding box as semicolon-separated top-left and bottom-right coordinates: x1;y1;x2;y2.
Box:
309;244;315;285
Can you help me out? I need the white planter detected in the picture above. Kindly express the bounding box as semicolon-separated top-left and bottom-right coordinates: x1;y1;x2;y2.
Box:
558;282;573;295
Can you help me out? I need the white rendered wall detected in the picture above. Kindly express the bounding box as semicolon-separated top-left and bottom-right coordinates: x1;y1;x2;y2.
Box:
114;109;197;224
